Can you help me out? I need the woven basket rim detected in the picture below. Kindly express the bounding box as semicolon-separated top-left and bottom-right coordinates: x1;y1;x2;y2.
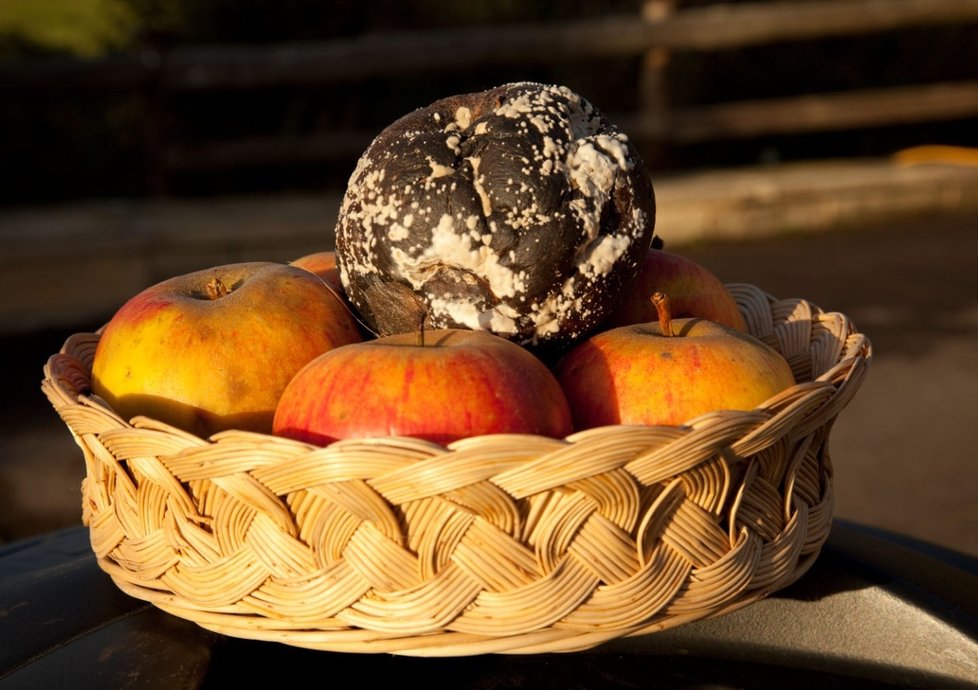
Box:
42;282;872;656
45;283;872;445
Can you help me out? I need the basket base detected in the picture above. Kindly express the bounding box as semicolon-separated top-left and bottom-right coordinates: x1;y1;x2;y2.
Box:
95;547;824;656
6;523;974;689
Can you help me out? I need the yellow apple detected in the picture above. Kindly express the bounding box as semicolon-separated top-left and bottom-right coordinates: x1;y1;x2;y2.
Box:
91;261;362;437
556;293;794;429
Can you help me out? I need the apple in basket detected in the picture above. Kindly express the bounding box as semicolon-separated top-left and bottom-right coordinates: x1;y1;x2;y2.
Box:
603;248;747;332
273;327;574;446
556;292;795;429
91;261;362;437
290;250;344;296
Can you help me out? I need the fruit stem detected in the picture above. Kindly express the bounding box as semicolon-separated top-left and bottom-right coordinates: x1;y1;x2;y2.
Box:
206;277;230;300
418;310;427;347
652;291;673;337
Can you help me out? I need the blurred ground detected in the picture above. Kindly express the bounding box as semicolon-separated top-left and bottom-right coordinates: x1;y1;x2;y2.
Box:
1;207;976;558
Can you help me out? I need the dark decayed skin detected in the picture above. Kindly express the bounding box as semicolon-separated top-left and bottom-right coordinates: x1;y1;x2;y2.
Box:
335;82;656;348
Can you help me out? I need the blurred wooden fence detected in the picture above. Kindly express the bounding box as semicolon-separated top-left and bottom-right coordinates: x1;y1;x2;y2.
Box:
4;0;978;193
5;0;978;334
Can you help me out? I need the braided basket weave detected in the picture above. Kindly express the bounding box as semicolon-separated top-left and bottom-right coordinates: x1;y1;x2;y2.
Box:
42;283;870;656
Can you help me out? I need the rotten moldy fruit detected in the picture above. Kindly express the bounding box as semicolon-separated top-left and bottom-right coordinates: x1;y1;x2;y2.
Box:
335;82;656;348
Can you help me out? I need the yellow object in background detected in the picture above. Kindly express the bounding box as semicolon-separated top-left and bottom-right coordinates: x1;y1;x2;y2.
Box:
0;0;135;57
892;145;978;168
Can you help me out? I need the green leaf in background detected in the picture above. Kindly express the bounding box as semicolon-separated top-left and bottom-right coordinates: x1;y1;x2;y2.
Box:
0;0;137;57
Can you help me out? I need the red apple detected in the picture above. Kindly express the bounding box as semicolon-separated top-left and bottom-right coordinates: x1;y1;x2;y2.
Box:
556;293;794;429
273;328;573;446
91;261;363;437
290;250;344;296
605;249;747;332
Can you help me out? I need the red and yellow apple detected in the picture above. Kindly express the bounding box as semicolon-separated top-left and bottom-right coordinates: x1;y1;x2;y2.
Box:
605;249;747;332
91;261;363;437
556;293;794;429
290;250;343;296
273;328;573;446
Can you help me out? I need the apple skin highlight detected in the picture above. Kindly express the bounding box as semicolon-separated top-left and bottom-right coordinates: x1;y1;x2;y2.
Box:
556;318;796;429
273;329;573;446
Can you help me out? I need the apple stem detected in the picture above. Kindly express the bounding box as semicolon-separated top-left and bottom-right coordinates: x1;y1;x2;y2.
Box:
206;277;230;300
418;310;427;347
652;291;673;337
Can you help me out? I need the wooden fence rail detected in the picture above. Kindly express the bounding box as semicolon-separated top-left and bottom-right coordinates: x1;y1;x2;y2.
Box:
6;0;978;90
144;0;978;89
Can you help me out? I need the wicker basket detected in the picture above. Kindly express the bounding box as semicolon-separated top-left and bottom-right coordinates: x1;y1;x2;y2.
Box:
42;283;870;656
